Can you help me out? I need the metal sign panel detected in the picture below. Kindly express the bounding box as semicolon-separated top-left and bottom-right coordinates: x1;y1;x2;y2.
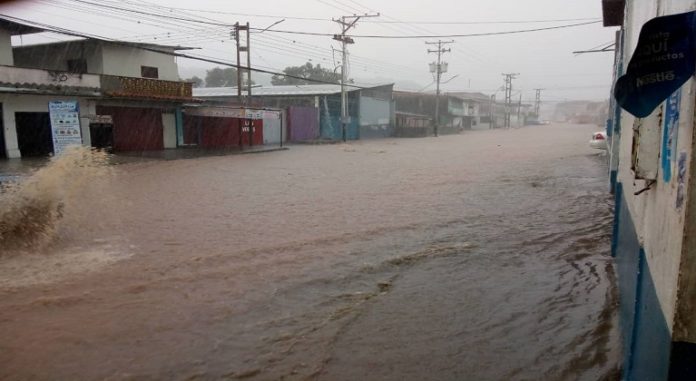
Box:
49;100;82;155
185;107;263;119
614;11;696;117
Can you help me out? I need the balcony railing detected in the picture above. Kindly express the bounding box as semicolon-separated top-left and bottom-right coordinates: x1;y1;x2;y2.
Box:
0;66;194;101
0;65;101;91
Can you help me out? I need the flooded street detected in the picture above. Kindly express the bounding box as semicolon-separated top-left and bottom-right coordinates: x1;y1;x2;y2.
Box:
0;124;620;380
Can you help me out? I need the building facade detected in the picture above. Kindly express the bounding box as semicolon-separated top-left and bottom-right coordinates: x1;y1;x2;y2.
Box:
393;91;466;134
603;1;696;379
0;17;194;158
194;84;394;141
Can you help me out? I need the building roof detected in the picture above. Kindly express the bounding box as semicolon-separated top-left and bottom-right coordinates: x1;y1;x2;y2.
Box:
447;91;491;101
0;14;196;51
12;37;197;51
0;17;46;35
194;84;389;98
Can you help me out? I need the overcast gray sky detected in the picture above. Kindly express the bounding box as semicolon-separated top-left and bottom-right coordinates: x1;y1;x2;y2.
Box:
0;0;618;102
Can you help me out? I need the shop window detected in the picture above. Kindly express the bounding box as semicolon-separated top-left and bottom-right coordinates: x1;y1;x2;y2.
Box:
67;59;87;74
141;66;159;79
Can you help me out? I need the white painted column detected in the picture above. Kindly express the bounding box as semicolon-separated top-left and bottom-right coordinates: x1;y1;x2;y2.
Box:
162;112;176;149
2;100;20;158
79;99;96;148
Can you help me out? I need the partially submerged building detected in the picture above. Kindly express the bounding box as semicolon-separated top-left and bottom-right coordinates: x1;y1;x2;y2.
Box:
393;91;466;135
0;16;195;158
194;84;394;141
602;1;696;379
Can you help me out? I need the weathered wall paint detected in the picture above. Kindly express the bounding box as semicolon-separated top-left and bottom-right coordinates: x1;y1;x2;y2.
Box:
97;106;163;152
13;42;104;75
662;90;681;182
101;44;179;81
0;94;93;158
610;1;696;378
287;106;319;142
0;28;14;66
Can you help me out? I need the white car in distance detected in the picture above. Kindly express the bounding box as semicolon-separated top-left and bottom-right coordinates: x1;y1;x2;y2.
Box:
589;131;608;150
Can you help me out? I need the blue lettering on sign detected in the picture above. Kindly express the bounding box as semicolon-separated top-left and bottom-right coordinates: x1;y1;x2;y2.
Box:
662;89;680;182
614;11;696;118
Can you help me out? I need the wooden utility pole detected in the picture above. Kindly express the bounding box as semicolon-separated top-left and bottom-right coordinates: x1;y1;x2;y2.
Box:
427;40;453;137
333;13;379;142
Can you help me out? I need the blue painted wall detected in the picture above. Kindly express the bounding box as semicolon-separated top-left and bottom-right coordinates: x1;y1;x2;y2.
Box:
613;182;673;380
630;248;672;381
319;94;359;140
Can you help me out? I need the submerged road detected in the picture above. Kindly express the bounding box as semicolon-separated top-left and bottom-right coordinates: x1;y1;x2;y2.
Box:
0;123;620;380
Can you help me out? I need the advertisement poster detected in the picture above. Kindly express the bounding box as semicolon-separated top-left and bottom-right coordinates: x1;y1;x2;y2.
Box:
49;100;82;155
662;89;681;182
614;11;696;117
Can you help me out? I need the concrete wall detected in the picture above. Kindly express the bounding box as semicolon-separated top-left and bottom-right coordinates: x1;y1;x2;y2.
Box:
101;44;179;81
0;94;94;158
12;41;179;81
0;66;101;89
13;41;103;74
609;1;696;379
0;28;13;66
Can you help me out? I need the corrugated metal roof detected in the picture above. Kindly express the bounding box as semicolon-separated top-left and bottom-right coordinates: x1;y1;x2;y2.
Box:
447;92;490;101
194;84;350;98
194;83;393;98
12;37;197;51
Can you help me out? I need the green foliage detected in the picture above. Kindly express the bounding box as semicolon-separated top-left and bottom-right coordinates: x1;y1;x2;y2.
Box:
185;76;204;88
271;62;342;85
205;67;237;87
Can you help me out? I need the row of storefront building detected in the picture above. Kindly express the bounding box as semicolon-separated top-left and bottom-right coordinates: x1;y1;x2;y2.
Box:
0;16;533;159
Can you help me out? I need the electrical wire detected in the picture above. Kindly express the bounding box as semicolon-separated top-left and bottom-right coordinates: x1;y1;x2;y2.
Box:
0;13;371;88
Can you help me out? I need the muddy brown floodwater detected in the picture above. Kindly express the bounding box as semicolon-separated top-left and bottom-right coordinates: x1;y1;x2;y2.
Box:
0;124;620;380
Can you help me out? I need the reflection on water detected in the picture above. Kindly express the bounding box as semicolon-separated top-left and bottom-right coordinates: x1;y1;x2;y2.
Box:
0;124;620;380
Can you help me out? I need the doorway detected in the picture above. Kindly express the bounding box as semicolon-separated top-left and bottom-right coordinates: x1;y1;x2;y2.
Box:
15;112;53;157
89;123;114;152
0;104;5;159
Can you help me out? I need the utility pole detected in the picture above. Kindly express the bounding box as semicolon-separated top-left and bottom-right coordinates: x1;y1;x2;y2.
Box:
234;22;253;147
533;88;543;119
517;92;522;127
501;73;519;129
427;40;453;137
489;94;495;129
333;13;379;142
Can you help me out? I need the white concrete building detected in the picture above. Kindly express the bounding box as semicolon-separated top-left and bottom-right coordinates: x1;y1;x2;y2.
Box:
0;17;195;159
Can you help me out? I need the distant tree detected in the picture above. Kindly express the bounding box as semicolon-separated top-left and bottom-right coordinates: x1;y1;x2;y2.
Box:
205;67;237;87
185;75;204;88
271;62;342;85
204;67;255;87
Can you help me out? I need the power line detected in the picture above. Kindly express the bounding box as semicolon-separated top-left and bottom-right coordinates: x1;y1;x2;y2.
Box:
0;13;371;89
252;20;601;38
361;17;601;25
63;0;601;26
30;1;602;39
